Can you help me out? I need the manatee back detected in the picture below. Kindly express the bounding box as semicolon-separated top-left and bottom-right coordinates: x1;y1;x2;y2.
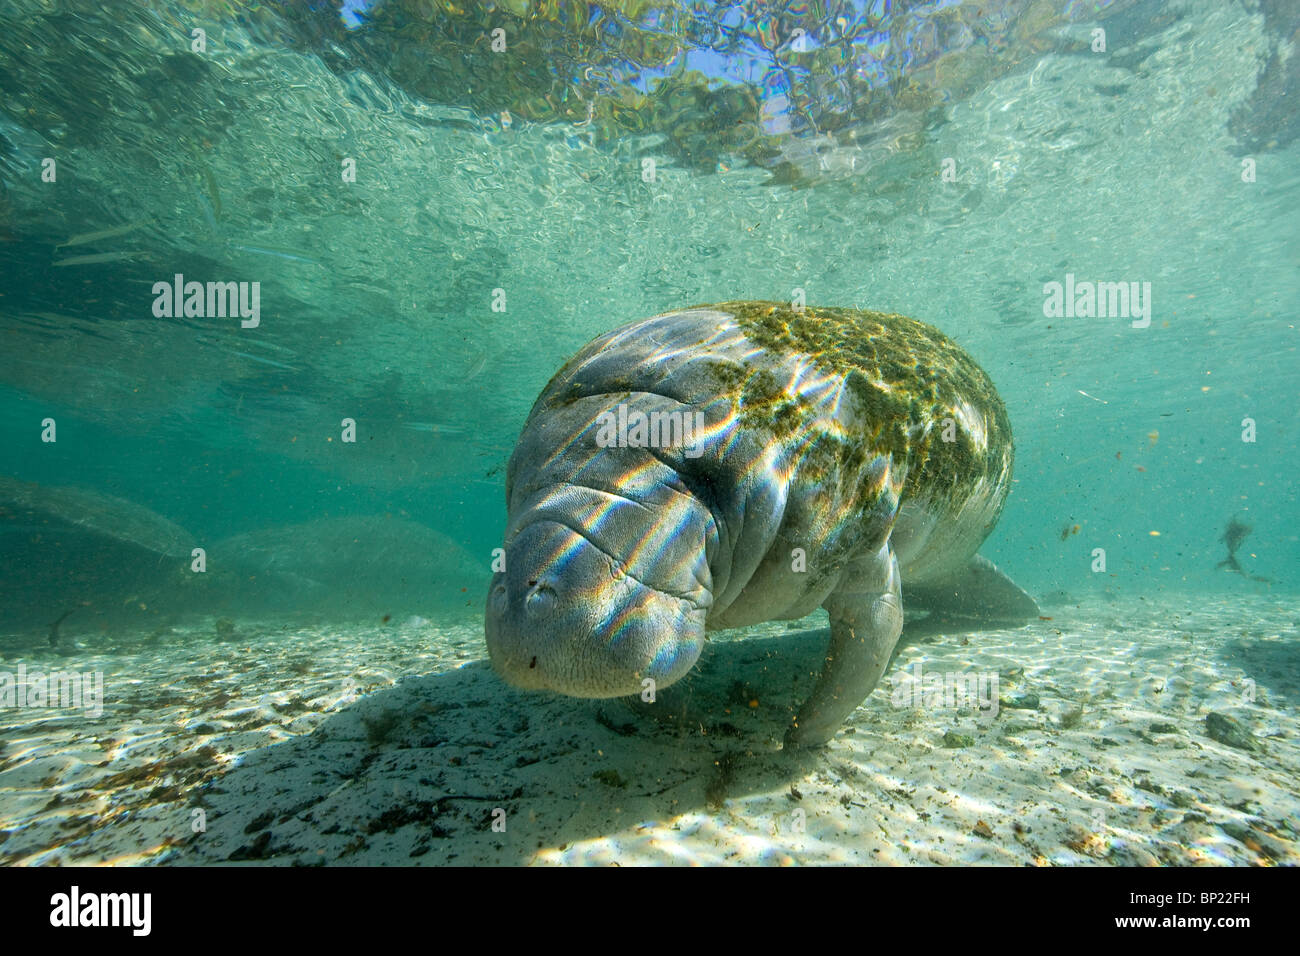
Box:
511;301;1013;598
720;301;1014;512
721;301;1016;581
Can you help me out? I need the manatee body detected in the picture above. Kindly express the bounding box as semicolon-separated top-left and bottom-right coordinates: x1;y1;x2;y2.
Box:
486;301;1037;747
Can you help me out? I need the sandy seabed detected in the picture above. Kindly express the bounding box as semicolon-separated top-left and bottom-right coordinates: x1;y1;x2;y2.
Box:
0;593;1295;866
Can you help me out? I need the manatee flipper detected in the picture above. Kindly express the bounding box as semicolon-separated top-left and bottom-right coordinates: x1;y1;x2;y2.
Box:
905;554;1039;621
785;545;903;749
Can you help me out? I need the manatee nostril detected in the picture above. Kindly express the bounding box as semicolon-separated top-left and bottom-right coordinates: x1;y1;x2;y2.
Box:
525;584;556;616
529;656;537;669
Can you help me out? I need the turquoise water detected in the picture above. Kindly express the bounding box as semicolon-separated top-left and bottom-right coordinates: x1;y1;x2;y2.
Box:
0;0;1296;865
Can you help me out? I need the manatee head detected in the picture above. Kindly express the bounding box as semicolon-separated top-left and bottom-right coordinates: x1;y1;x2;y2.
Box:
485;489;713;699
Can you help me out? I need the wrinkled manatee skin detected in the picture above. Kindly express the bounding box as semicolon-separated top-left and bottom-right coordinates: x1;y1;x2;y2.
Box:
487;301;1035;747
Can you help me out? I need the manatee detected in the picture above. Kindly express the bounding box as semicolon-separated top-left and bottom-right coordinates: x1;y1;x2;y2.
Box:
0;475;193;632
485;301;1038;748
0;474;191;558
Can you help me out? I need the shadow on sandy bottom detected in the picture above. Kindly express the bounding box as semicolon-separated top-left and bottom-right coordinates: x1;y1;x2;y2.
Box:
162;615;1002;866
1218;628;1300;707
162;627;826;865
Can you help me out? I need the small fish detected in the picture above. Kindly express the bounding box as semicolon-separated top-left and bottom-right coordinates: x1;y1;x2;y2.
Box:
53;250;147;266
48;608;75;648
198;163;223;226
401;421;467;435
196;188;219;235
1222;515;1252;553
232;244;320;265
23;311;85;324
56;219;151;248
1217;515;1253;575
230;351;301;372
461;352;488;383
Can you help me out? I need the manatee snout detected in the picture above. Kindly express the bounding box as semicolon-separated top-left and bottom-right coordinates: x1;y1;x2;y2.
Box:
485;519;706;698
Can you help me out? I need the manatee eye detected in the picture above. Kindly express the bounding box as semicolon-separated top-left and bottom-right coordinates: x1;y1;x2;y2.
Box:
490;583;507;614
525;584;556;617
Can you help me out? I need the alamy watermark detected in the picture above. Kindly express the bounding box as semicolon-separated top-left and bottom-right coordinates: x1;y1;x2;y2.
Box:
152;273;260;328
50;886;150;936
1043;274;1151;328
0;664;104;717
890;662;998;718
595;404;705;458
